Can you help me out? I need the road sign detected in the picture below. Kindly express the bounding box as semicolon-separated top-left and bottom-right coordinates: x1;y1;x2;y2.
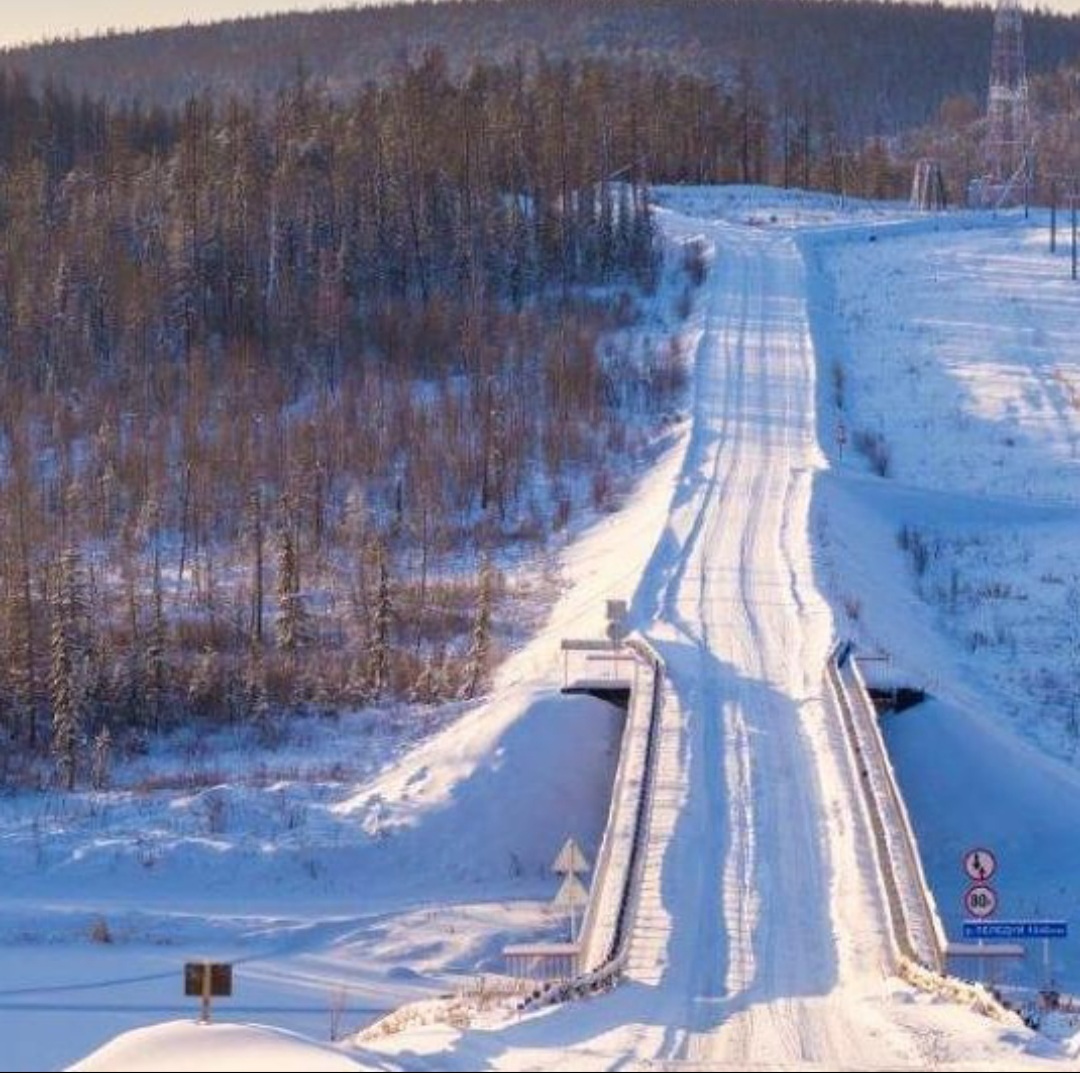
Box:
554;872;589;909
963;847;997;883
184;962;232;998
554;871;590;943
606;600;628;646
552;837;589;876
184;961;233;1024
964;884;998;919
963;921;1068;941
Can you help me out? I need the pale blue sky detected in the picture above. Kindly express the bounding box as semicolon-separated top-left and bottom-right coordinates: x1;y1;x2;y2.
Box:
0;2;379;49
1;0;1077;50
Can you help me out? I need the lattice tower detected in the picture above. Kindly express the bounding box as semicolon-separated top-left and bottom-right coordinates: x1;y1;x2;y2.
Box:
985;0;1030;188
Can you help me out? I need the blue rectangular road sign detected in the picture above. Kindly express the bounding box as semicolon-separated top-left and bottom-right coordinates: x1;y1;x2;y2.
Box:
963;920;1068;940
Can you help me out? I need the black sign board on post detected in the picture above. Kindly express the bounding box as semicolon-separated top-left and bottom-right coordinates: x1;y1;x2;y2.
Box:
184;962;233;1023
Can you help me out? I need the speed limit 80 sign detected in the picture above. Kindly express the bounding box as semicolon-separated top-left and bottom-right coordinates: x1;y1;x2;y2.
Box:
964;883;998;919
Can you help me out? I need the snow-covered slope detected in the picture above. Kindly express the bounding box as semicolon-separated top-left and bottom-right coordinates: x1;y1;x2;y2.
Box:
39;187;1080;1070
68;1021;376;1072
357;189;1080;1070
803;205;1080;997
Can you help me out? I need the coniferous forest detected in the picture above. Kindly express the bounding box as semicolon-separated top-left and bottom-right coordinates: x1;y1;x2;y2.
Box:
3;0;1080;785
0;52;699;783
5;0;1080;139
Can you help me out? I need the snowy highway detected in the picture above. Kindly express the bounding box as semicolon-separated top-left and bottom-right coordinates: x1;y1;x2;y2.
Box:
621;200;912;1068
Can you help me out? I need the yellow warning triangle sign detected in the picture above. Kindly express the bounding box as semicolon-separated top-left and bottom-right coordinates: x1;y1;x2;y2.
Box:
552;837;590;875
553;871;590;909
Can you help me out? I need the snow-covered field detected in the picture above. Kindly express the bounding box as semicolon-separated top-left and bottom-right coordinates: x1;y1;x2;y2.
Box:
803;205;1080;995
4;186;1080;1070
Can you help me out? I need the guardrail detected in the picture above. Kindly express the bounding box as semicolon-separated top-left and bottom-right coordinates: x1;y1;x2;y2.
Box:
520;635;665;1009
825;641;946;972
828;648;1024;1021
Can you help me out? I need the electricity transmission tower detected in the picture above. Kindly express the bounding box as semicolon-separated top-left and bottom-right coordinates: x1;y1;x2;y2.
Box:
978;0;1031;207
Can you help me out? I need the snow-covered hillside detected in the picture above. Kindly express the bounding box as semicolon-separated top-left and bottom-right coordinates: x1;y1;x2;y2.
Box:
803;206;1080;994
5;186;1080;1071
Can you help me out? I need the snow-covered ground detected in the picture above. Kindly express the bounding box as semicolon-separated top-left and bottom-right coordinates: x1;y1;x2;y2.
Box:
803;205;1080;996
69;1021;377;1072
0;339;683;1070
5;185;1080;1070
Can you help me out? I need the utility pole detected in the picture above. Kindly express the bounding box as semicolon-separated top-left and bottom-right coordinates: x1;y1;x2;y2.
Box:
1071;189;1077;282
1050;180;1057;253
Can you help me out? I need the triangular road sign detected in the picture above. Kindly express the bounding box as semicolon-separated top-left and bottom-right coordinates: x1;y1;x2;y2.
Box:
552;837;590;875
553;872;590;909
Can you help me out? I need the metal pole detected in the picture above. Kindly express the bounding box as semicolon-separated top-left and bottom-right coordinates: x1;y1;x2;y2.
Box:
201;963;211;1024
1050;181;1056;253
1072;193;1077;282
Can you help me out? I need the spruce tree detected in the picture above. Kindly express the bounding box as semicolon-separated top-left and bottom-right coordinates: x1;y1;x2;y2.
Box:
367;541;393;700
50;548;91;790
274;501;309;654
462;556;495;700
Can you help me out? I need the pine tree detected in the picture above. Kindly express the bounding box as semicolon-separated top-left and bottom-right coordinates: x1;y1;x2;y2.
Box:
247;486;265;645
50;547;91;790
274;500;309;654
9;452;41;748
366;540;393;700
462;555;495;700
242;642;273;738
90;724;112;791
145;540;168;732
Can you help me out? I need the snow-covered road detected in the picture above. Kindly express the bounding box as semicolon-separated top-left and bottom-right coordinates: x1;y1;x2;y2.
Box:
368;196;1076;1073
625;203;916;1068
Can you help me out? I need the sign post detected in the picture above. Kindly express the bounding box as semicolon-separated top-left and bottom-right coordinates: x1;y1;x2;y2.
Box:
605;600;628;646
552;838;591;943
962;921;1069;941
962;846;998;985
962;921;1072;993
605;600;628;678
184;962;233;1024
554;873;590;942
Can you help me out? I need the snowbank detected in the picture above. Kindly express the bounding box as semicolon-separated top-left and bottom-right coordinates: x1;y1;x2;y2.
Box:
67;1020;379;1072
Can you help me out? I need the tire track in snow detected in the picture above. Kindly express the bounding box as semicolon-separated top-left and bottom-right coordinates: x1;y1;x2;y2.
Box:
650;219;908;1070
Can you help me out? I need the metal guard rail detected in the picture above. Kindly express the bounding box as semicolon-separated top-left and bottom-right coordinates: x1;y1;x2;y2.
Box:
520;635;665;1009
825;640;944;972
825;642;1019;1021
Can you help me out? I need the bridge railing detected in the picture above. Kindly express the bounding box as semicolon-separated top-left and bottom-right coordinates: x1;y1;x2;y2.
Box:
825;641;946;972
520;635;665;1009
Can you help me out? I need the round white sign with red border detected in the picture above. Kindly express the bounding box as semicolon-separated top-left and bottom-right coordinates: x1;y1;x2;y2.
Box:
962;847;997;884
964;884;998;919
